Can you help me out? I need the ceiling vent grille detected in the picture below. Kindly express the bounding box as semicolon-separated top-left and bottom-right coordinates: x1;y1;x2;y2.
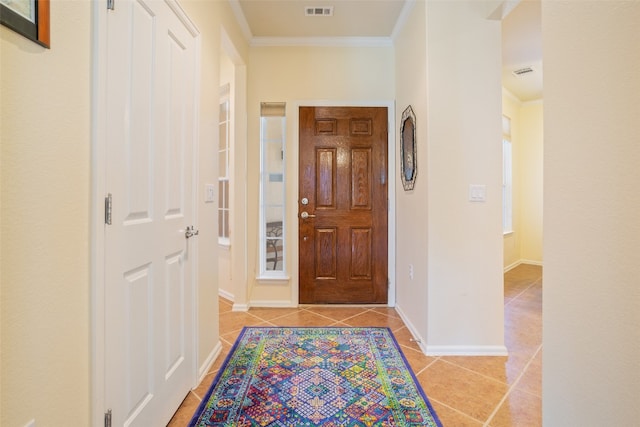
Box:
512;66;535;77
305;6;333;16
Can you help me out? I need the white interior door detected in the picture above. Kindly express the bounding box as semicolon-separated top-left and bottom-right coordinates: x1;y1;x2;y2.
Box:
103;0;198;425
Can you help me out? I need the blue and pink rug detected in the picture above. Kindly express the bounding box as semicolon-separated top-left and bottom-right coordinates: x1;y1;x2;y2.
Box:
189;327;442;426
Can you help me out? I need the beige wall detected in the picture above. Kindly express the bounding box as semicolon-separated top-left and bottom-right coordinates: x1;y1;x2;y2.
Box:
7;1;638;424
214;24;250;309
542;1;640;423
424;0;504;352
180;0;249;372
1;0;247;423
1;2;92;425
246;45;395;305
502;91;522;269
218;49;234;299
394;0;429;346
519;101;543;264
502;93;543;270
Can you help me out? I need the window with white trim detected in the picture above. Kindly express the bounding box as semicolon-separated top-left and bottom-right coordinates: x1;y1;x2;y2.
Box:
218;84;231;245
259;102;286;276
502;115;513;234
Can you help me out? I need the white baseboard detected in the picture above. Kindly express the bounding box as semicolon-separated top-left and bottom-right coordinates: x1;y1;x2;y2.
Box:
395;305;509;356
425;345;508;356
232;303;249;312
218;288;234;301
394;305;428;355
521;259;543;266
504;259;543;272
197;341;222;385
504;260;521;272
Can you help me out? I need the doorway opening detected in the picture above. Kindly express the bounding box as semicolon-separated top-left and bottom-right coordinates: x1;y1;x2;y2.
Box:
501;0;544;272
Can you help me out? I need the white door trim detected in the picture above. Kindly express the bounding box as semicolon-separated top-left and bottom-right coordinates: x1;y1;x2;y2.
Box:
90;4;108;425
90;2;201;425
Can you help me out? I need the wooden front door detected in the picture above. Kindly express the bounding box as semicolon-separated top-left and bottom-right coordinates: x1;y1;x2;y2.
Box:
299;106;388;304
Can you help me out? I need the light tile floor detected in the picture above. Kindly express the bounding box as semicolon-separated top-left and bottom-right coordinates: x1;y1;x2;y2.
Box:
168;264;542;426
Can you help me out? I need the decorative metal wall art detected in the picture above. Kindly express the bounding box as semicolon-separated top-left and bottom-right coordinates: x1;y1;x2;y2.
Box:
400;105;417;191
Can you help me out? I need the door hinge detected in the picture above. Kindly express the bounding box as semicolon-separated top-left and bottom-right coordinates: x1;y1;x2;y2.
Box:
387;278;390;288
107;0;114;10
104;409;112;427
105;193;112;225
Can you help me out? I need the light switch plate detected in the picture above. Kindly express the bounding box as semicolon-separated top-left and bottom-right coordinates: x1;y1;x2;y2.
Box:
205;184;215;203
469;184;486;202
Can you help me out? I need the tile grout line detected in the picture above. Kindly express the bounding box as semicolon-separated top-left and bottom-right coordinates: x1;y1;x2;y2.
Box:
482;343;543;427
427;396;487;426
483;272;541;426
504;276;542;308
189;389;203;402
437;357;512;387
304;307;375;323
413;355;440;376
209;290;542;426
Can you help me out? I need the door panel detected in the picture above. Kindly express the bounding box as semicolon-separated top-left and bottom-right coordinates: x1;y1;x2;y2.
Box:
316;149;336;207
299;107;388;304
351;149;372;209
351;228;372;278
315;227;337;279
104;0;197;425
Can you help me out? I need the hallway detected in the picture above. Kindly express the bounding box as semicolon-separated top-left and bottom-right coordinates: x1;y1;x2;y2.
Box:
169;264;542;426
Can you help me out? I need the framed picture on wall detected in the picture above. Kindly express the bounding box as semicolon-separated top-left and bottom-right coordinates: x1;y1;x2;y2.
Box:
0;0;50;48
400;105;417;191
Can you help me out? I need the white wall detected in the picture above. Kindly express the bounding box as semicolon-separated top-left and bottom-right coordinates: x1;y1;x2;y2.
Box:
1;2;91;425
394;0;430;349
425;1;505;353
246;45;395;305
542;1;640;424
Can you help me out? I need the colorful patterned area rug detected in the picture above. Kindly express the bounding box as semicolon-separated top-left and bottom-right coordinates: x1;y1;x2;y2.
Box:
189;327;442;426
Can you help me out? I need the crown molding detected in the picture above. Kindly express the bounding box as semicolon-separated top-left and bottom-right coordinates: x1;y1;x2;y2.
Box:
228;0;253;42
391;0;416;41
250;36;393;48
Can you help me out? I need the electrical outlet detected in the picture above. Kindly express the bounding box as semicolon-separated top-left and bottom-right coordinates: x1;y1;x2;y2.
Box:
409;264;414;280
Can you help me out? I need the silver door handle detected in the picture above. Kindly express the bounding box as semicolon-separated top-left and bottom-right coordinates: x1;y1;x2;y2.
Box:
185;225;199;239
300;211;316;219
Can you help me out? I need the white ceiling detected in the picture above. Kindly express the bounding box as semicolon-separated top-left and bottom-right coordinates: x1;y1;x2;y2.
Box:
234;0;542;101
501;0;542;102
237;0;406;38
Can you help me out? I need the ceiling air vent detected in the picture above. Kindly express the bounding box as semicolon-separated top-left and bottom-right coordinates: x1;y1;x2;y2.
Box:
512;66;535;77
305;6;334;16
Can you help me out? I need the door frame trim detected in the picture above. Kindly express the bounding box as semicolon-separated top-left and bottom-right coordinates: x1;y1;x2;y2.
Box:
90;2;201;424
290;100;396;307
90;4;108;424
